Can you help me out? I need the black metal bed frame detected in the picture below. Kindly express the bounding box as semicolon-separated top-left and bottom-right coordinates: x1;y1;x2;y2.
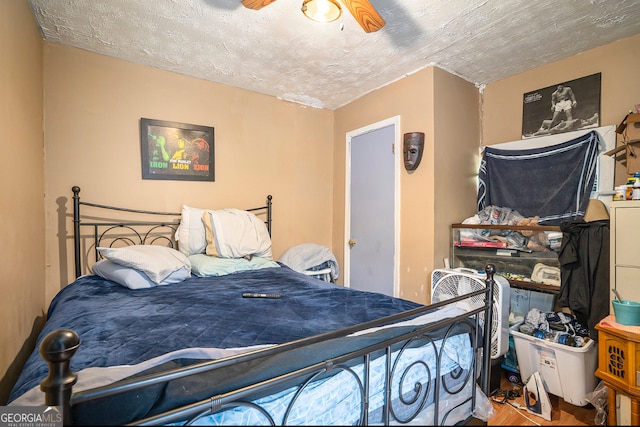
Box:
71;186;273;278
37;186;494;426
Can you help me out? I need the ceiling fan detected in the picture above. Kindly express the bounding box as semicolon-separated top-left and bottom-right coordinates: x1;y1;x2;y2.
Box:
241;0;386;33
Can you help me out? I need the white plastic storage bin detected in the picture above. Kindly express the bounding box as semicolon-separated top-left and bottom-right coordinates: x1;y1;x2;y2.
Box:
511;329;598;406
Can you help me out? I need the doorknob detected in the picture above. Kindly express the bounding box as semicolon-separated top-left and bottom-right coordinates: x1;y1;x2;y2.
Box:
348;239;357;248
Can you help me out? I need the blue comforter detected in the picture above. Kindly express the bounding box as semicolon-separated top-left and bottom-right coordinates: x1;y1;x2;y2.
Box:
10;264;425;406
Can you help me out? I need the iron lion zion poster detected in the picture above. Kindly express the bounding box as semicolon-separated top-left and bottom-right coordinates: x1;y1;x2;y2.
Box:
140;118;215;181
522;73;601;139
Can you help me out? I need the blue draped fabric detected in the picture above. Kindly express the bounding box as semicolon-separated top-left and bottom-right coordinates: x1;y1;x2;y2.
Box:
477;130;602;225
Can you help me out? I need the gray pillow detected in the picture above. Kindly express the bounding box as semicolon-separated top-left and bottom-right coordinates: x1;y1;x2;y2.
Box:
97;245;191;284
92;259;191;289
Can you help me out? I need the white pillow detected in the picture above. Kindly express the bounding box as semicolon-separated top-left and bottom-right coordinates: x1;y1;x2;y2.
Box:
175;205;212;257
97;245;191;285
202;209;272;259
176;205;272;259
92;259;191;289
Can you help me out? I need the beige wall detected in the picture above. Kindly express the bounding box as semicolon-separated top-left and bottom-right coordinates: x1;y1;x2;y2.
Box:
482;33;640;185
42;43;335;304
0;0;45;404
432;67;481;279
334;68;479;304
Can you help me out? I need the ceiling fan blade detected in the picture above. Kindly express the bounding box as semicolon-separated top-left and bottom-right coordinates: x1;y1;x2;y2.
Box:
241;0;277;10
341;0;385;33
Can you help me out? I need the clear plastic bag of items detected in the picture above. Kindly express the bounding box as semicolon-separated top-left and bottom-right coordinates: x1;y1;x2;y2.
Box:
584;381;608;425
462;206;561;253
462;206;528;251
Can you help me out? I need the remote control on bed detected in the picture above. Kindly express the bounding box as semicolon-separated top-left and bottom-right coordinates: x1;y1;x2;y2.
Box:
242;292;281;299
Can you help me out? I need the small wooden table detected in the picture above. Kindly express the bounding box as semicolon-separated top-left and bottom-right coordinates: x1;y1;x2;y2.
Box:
595;320;640;425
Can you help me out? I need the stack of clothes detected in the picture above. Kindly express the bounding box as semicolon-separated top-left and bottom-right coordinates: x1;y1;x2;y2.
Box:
520;308;591;347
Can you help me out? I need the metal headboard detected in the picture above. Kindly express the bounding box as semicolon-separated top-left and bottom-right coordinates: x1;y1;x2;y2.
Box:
71;186;272;278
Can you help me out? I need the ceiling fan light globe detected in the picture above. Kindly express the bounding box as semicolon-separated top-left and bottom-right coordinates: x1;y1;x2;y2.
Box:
302;0;342;23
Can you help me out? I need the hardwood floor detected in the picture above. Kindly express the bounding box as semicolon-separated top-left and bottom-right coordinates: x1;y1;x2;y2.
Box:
485;371;599;426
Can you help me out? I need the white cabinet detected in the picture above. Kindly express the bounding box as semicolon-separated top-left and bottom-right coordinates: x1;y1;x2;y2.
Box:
609;200;640;426
610;201;640;305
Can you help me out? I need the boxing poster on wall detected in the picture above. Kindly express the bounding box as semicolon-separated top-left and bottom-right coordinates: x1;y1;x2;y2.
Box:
140;118;215;181
521;73;601;139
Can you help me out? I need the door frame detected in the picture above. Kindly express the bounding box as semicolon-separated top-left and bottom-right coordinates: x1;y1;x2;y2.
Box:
343;116;401;296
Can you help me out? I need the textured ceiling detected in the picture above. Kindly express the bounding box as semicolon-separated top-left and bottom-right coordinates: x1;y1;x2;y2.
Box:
29;0;640;110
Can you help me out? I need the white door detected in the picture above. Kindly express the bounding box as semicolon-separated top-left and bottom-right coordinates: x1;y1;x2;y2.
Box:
345;117;400;297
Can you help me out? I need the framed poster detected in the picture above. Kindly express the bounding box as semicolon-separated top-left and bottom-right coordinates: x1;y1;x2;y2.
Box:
140;118;214;181
522;73;601;139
